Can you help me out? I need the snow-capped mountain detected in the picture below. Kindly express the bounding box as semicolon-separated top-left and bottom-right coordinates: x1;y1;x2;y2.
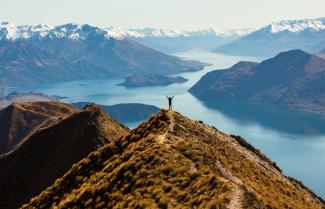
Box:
107;27;254;38
0;22;124;41
0;22;206;89
268;17;325;33
215;17;325;57
0;22;253;41
108;27;254;53
0;22;253;53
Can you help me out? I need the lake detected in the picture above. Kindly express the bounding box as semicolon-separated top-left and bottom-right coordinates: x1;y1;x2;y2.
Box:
8;49;325;198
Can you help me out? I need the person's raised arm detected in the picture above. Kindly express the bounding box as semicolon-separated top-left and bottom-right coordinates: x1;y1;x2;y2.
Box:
172;95;174;99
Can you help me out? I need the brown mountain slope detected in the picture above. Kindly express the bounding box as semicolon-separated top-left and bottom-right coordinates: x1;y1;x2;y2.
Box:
22;110;324;209
0;104;129;209
190;50;325;115
0;101;77;155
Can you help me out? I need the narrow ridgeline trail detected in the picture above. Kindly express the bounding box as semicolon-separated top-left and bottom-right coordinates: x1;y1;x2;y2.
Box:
158;110;244;209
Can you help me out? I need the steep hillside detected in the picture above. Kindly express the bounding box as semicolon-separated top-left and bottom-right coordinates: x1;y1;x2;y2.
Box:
190;50;325;114
0;101;77;154
22;110;324;209
0;104;129;209
0;23;205;88
215;17;325;56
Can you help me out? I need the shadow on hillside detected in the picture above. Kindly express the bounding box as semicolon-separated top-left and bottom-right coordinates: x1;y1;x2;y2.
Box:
202;100;325;137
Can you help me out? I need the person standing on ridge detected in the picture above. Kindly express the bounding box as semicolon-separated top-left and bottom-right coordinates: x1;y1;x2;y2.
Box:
166;95;174;110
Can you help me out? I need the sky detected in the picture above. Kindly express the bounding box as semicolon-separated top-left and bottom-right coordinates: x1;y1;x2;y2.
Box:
0;0;324;30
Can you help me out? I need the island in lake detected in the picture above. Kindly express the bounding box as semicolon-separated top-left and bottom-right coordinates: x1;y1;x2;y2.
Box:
118;73;188;88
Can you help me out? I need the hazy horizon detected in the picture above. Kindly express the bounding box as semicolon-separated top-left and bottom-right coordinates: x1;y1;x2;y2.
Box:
1;0;324;30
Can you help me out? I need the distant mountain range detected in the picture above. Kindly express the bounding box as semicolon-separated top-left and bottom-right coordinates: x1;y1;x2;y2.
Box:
0;22;253;54
112;27;254;38
110;27;254;53
216;17;325;56
0;22;205;88
190;49;325;115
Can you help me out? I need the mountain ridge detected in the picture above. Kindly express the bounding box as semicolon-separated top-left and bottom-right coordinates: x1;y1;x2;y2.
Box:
106;27;255;53
215;17;325;56
0;23;206;88
110;27;254;38
267;17;325;33
21;109;325;209
0;101;77;155
190;49;325;114
0;22;123;41
0;22;254;40
0;103;129;209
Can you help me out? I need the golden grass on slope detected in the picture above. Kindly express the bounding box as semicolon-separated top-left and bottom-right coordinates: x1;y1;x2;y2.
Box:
0;101;77;154
171;111;324;209
0;104;128;209
22;110;232;209
22;110;325;209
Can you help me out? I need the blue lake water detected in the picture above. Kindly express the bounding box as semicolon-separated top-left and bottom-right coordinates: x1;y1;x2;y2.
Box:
7;49;325;198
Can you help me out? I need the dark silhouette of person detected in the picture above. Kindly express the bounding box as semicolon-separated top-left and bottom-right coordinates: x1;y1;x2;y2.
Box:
166;95;174;110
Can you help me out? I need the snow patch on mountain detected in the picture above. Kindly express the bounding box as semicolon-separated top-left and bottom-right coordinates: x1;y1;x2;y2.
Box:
0;22;125;41
0;22;19;40
108;27;255;38
0;22;255;41
268;18;325;33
